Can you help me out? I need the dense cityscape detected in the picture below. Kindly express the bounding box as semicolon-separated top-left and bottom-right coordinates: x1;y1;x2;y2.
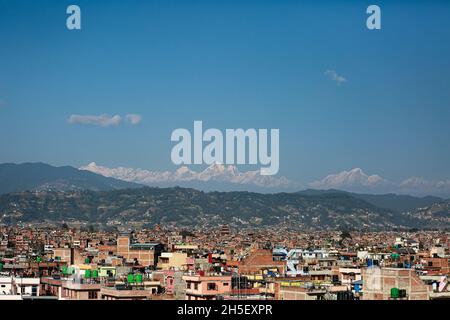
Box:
1;223;448;300
2;1;450;313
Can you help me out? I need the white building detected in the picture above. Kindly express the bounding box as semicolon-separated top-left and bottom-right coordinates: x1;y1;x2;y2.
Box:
0;276;40;299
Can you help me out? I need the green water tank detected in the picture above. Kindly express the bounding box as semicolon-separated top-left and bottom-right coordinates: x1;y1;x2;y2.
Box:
93;269;99;278
62;266;68;274
135;274;143;283
56;256;61;261
127;274;135;283
391;253;400;260
0;263;3;272
85;270;92;278
36;256;42;263
391;287;399;299
84;258;90;264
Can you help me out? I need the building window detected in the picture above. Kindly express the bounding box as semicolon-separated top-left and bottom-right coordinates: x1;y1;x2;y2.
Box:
194;283;199;290
88;291;98;299
207;283;217;291
223;283;229;286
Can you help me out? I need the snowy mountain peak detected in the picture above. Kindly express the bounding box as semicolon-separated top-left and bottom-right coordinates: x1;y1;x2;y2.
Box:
308;168;450;197
80;162;296;189
79;163;450;197
175;166;192;174
204;162;226;172
349;167;363;174
309;168;391;191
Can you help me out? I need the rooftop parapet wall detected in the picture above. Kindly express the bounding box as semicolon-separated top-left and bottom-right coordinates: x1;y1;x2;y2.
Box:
362;267;429;300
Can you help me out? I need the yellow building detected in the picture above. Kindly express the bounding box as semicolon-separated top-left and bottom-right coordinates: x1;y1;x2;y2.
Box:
157;252;188;271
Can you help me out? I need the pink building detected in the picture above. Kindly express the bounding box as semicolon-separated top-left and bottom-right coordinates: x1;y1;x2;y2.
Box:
182;274;232;300
161;270;175;295
186;257;195;271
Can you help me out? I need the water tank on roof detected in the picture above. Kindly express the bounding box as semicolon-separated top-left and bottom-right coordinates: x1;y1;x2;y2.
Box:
127;273;135;283
135;274;143;283
62;266;68;275
390;287;399;299
391;253;400;261
85;270;92;278
93;270;99;278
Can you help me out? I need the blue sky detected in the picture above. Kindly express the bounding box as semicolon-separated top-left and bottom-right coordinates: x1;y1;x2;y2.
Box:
1;0;450;184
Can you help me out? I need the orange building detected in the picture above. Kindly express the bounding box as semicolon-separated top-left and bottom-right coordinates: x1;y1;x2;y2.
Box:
116;234;163;268
237;249;286;275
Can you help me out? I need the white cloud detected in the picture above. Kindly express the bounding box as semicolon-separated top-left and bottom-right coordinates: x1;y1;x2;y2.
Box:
125;114;142;125
325;70;347;85
68;114;122;127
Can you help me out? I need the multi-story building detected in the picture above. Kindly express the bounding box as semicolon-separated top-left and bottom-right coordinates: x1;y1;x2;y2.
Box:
362;267;430;300
116;233;163;268
157;252;188;271
183;274;232;300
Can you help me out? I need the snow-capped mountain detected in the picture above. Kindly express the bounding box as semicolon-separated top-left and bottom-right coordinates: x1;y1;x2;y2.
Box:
80;162;297;190
398;177;450;198
309;168;450;197
309;168;393;192
79;163;450;197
